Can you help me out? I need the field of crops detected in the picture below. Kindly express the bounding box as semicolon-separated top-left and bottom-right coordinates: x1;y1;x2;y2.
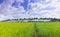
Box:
36;22;60;37
0;22;60;37
0;22;34;37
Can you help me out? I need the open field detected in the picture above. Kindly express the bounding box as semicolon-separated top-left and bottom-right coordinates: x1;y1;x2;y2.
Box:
36;22;60;37
0;22;34;37
0;22;60;37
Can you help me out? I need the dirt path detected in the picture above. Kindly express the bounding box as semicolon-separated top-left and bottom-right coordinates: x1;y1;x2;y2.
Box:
34;23;39;37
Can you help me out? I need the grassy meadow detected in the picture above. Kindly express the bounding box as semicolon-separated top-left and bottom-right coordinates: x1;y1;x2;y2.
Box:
0;22;34;37
0;22;60;37
36;22;60;37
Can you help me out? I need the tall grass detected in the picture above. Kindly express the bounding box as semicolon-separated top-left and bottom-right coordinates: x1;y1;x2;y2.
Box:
36;22;60;37
0;22;60;37
0;22;34;37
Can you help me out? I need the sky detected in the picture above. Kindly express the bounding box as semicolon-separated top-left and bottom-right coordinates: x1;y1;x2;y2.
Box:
0;0;60;21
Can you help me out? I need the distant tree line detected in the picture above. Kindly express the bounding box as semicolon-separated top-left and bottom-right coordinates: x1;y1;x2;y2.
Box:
1;18;60;22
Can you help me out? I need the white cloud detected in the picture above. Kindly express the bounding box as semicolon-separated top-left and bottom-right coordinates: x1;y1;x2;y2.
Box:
26;0;60;18
0;0;60;21
0;0;27;20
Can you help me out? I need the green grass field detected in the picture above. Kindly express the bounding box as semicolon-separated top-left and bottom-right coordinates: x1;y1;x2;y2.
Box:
0;22;60;37
0;22;34;37
36;22;60;37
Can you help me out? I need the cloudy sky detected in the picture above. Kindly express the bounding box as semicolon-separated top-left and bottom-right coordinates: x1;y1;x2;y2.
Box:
0;0;60;20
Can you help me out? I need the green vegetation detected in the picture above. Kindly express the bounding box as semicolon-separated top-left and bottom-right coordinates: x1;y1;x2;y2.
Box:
36;22;60;37
0;22;60;37
0;22;34;37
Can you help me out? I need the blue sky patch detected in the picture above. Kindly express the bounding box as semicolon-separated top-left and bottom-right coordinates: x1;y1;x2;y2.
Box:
12;1;20;8
30;0;36;3
20;0;28;11
0;0;4;4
